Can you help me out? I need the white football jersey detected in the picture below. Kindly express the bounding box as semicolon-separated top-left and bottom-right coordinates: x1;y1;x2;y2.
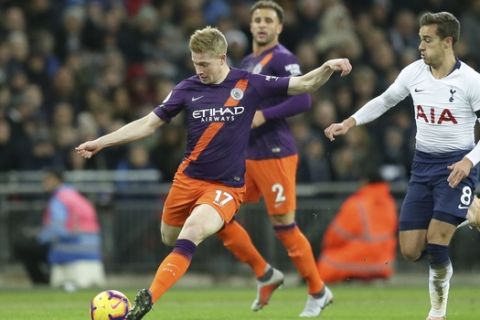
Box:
353;59;480;153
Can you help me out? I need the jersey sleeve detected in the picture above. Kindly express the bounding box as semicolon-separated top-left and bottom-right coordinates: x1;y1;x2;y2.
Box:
261;53;310;119
352;66;411;125
467;72;480;114
464;71;480;166
153;86;185;123
271;52;302;77
262;94;311;120
249;73;290;99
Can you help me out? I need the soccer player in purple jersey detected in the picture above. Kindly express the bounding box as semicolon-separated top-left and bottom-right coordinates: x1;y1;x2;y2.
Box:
76;26;351;319
325;12;480;320
216;1;331;317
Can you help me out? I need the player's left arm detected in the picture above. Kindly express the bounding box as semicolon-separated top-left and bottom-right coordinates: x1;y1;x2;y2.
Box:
252;56;311;128
253;95;311;128
287;58;351;95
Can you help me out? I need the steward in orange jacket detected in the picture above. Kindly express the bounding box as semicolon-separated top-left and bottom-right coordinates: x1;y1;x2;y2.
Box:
317;181;398;283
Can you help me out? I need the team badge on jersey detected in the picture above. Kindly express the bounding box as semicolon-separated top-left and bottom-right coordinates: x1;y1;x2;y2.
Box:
449;88;456;102
252;63;262;74
230;88;244;101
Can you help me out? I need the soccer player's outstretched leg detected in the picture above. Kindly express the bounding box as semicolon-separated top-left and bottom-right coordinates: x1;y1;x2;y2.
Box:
77;25;350;318
325;12;480;320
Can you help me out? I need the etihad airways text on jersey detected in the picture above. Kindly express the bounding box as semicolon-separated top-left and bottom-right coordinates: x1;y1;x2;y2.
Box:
192;106;245;121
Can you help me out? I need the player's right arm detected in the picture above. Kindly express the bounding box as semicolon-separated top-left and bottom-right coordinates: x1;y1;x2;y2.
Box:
324;65;412;141
287;58;352;95
76;112;164;159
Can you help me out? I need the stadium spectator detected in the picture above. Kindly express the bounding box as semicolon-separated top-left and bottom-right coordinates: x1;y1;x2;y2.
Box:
116;143;154;172
295;40;319;72
329;126;370;181
388;9;419;54
115;143;158;196
317;160;398;284
331;84;354;122
2;6;27;35
295;0;323;43
351;65;378;107
55;5;86;63
297;135;332;182
0;118;21;171
315;0;362;60
378;126;410;182
14;168;106;290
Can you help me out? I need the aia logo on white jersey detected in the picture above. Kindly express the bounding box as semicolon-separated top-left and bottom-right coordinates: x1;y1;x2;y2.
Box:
416;105;457;124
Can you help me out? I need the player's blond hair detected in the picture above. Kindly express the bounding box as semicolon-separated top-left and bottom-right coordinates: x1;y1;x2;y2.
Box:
189;26;228;56
419;11;460;44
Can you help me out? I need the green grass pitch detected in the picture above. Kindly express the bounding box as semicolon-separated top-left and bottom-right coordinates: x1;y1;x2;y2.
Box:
0;284;478;319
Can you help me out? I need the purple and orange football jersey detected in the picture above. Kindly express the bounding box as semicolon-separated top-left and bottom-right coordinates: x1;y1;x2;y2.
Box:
153;68;290;187
240;44;311;160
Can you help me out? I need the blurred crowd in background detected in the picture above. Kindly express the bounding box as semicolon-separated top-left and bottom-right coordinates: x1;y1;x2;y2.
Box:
1;0;479;183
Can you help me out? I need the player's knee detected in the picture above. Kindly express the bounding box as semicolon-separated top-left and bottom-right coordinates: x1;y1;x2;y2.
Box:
161;223;182;246
177;224;208;245
269;212;295;225
400;246;424;262
427;229;451;244
161;232;176;246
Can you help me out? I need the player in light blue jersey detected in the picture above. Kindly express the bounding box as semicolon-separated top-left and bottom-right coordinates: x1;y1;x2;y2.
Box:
325;12;480;320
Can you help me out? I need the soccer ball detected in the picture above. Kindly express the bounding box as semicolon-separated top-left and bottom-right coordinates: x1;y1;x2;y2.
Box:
90;290;131;320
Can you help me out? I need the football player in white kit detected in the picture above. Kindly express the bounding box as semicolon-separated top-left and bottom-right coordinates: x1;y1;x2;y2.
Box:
324;11;480;320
